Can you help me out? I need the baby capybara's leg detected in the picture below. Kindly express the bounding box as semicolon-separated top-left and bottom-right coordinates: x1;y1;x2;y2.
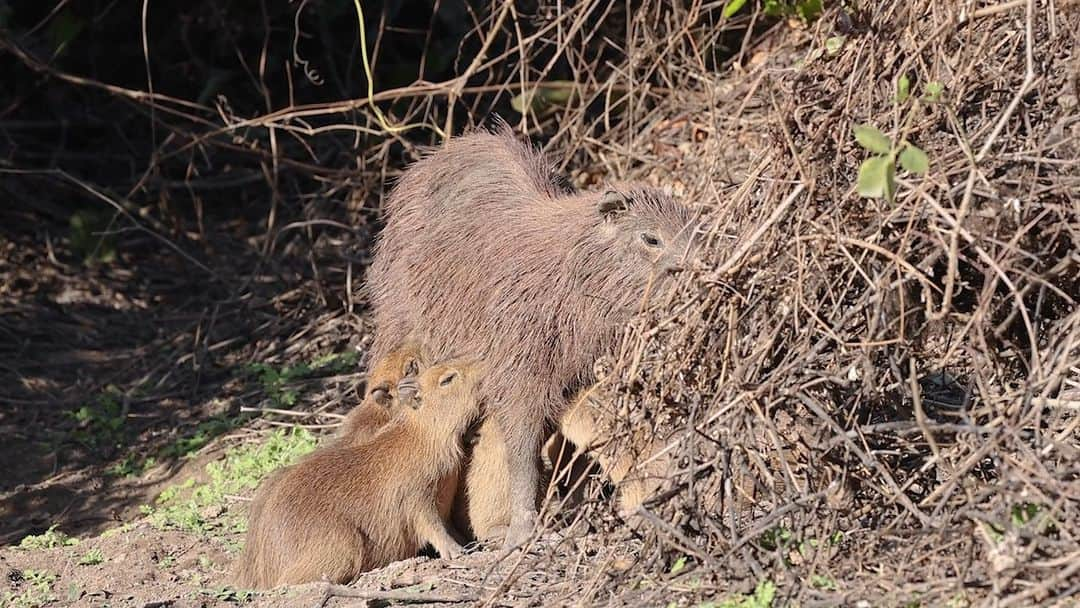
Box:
499;411;544;550
414;501;463;559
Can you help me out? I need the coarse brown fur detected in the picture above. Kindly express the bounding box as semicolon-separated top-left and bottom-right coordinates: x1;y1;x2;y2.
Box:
233;359;483;589
458;377;666;539
366;123;697;547
548;387;673;518
450;419;552;542
333;341;424;445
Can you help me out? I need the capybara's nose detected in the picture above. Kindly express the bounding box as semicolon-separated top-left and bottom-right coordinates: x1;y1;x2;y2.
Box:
663;262;684;275
397;377;421;405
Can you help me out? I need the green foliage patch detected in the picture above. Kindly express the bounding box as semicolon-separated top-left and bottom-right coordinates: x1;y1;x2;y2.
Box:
1;570;57;608
143;428;316;534
18;525;78;550
246;350;358;407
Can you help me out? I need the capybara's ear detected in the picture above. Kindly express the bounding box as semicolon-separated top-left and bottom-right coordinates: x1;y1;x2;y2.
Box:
597;190;628;217
402;357;419;377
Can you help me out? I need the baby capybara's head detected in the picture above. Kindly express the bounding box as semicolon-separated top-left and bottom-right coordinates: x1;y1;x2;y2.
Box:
581;184;698;299
365;342;423;408
396;359;484;434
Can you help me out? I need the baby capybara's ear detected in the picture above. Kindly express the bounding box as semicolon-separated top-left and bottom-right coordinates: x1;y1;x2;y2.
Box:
402;357;419;377
597;190;628;217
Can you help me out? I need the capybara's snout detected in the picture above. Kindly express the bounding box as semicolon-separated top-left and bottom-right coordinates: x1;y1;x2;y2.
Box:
397;376;421;405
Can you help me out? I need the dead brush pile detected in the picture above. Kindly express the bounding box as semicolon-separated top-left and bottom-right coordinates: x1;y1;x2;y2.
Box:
509;1;1079;606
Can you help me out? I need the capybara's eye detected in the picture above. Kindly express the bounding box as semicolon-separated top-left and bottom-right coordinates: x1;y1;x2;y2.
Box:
640;232;662;248
438;371;458;386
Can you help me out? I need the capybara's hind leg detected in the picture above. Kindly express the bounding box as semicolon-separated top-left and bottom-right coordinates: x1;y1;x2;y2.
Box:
275;536;361;586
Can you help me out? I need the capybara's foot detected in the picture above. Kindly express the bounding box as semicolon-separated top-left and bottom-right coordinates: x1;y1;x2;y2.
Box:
501;511;537;552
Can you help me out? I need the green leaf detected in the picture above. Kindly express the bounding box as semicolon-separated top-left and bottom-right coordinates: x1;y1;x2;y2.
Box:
670;555;688;575
898;144;929;174
853;124;892;154
924;81;944;102
722;0;749;18
896;74;911;103
857;156;896;201
825;36;845;55
510;83;576;115
796;0;823;22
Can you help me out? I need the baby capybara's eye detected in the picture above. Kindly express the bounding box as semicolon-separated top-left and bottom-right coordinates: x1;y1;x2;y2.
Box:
438;371;458;386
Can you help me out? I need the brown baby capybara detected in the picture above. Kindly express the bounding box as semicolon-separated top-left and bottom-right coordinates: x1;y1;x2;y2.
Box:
366;123;697;548
548;385;674;518
333;341;423;445
451;418;551;542
457;367;664;539
233;358;484;589
332;342;464;525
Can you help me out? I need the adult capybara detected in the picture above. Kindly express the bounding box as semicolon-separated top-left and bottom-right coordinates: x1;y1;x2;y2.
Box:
233;358;484;588
366;124;697;548
333;341;423;445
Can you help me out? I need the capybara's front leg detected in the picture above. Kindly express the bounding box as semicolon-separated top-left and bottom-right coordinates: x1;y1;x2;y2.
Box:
501;412;542;551
415;502;464;560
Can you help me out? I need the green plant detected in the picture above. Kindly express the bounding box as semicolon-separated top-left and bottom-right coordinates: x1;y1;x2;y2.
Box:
824;36;845;55
810;574;836;591
200;587;254;603
98;523;133;539
161;414;248;460
18;525;78;550
67;390;126;449
510;83;576;117
699;580;777;608
1;570;57;608
107;454;157;478
247;350;359;408
757;526;793;552
77;548;104;566
68;209;117;265
986;502;1058;541
722;0;821;21
924;81;944;102
853;124;929;202
145;429;316;533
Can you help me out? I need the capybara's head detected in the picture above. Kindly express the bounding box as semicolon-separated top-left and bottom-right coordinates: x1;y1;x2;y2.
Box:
365;343;423;408
591;185;698;289
396;359;484;432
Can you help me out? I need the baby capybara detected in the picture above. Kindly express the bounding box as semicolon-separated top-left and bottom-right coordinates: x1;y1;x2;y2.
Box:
233;358;483;589
333;341;423;445
366;124;697;548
